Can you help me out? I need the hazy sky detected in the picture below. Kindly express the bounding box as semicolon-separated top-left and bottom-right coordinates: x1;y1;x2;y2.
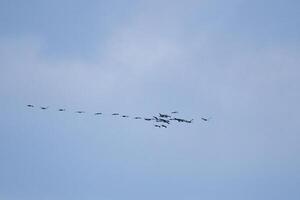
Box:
1;0;300;199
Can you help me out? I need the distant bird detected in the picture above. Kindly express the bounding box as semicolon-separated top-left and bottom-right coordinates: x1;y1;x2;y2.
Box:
171;111;178;114
154;125;161;128
112;113;119;116
159;113;171;118
201;117;210;122
158;118;170;124
94;112;102;115
161;125;167;128
75;111;85;114
134;117;142;119
184;119;194;123
40;106;49;110
144;118;153;121
27;105;34;108
172;118;185;122
58;109;66;112
122;115;129;118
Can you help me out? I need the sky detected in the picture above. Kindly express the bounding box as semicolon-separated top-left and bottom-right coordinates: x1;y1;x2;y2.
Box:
0;0;300;199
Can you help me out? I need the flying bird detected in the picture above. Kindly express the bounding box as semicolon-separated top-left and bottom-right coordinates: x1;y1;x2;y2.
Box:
122;115;129;118
144;118;153;121
58;109;66;112
27;105;34;108
40;106;49;110
159;113;171;118
154;125;161;128
75;111;85;114
112;113;119;116
201;117;210;122
161;125;167;128
134;117;142;119
171;111;178;114
94;112;102;115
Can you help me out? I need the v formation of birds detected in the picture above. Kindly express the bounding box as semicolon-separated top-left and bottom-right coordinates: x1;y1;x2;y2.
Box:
26;104;210;128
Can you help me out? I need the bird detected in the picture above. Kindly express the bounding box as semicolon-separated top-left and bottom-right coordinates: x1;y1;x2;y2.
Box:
172;118;185;122
157;118;170;124
27;104;34;108
75;111;85;114
94;112;102;115
171;111;178;114
154;125;161;128
201;117;210;122
112;113;119;116
40;106;49;110
134;117;142;119
122;115;129;118
161;125;167;128
184;119;193;123
159;113;171;118
144;118;153;121
58;109;66;112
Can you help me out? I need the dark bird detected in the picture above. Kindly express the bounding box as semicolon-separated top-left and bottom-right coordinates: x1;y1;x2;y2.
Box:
158;118;170;124
161;125;167;128
159;113;171;118
144;118;153;121
171;111;178;114
134;117;142;119
172;118;185;122
58;109;66;112
112;113;119;116
122;115;129;118
154;125;161;128
201;117;210;122
40;106;49;110
94;112;102;115
27;105;34;108
75;111;85;114
184;119;194;123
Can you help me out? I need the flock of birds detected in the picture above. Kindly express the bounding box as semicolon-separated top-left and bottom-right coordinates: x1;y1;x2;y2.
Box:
26;104;210;128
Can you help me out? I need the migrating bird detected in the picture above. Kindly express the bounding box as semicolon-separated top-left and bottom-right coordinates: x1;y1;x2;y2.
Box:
122;115;129;118
134;117;142;119
184;119;193;123
161;125;167;128
94;112;102;115
144;118;153;121
172;117;185;122
159;113;171;118
171;111;178;114
27;105;34;108
58;109;66;112
112;113;119;116
75;111;85;114
158;118;170;124
201;117;210;122
40;106;49;110
154;125;161;128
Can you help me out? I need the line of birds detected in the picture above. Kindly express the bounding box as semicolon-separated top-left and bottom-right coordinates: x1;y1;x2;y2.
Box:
26;104;210;128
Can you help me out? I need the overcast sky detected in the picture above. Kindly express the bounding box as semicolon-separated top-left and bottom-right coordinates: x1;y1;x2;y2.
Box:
1;0;300;199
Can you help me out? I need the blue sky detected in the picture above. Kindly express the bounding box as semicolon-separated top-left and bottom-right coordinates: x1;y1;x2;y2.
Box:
1;0;300;199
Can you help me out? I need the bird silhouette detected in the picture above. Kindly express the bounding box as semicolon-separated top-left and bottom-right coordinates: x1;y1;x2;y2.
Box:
154;125;161;128
27;105;34;108
171;111;178;114
94;112;102;115
40;106;49;110
201;117;210;122
75;111;85;114
161;125;167;128
112;113;119;116
58;109;66;112
134;117;142;119
122;115;129;118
